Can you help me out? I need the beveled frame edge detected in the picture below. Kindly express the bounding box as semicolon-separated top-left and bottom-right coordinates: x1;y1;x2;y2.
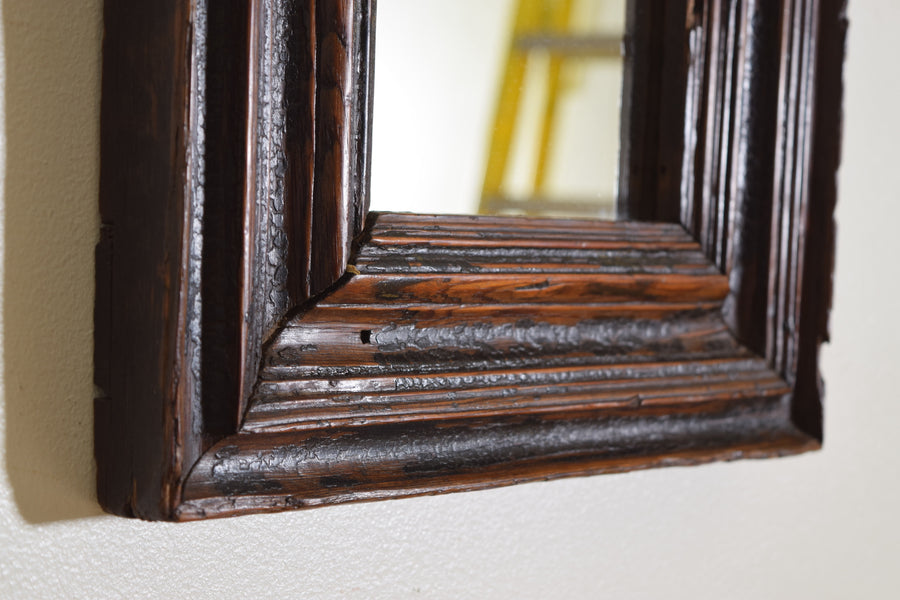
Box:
95;0;845;520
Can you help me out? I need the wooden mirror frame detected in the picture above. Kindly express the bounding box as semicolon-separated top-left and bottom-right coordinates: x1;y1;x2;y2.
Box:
95;0;845;521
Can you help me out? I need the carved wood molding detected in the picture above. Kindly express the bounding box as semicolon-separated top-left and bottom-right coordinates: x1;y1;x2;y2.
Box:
95;0;845;520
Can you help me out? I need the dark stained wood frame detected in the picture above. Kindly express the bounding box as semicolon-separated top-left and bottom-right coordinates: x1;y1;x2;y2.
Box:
95;0;845;520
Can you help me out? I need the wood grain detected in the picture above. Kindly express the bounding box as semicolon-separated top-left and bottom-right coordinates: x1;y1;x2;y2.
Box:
96;0;203;519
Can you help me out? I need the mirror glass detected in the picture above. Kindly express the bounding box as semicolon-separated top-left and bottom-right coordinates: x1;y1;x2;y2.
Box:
370;0;627;218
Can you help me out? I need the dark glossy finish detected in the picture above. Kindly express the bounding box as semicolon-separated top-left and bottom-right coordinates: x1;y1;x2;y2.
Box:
795;0;845;439
95;0;204;518
202;0;252;440
180;404;813;519
617;0;689;222
96;0;845;520
238;0;375;416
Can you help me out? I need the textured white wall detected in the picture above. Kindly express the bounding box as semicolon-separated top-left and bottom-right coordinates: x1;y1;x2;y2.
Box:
1;1;898;598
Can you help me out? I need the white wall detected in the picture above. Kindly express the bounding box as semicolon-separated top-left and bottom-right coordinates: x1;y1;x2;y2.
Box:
1;1;898;598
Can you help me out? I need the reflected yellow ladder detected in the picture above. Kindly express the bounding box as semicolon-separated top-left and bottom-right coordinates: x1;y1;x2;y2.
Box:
479;0;621;216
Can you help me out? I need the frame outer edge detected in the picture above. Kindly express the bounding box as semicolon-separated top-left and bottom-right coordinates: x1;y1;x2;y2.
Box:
96;0;842;521
791;0;845;440
95;0;203;520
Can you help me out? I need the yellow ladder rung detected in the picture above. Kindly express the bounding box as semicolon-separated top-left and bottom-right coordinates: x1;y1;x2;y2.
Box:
514;33;621;56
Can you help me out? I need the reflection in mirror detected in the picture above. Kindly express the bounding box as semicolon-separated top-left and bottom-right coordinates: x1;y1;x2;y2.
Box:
370;0;627;218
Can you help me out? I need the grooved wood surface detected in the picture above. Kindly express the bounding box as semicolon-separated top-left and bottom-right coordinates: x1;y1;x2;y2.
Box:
175;214;814;519
244;215;779;435
182;397;815;520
